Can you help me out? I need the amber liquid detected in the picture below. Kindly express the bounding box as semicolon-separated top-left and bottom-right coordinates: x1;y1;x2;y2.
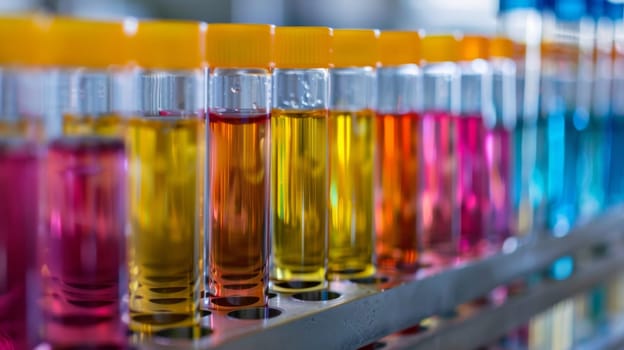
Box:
328;110;375;279
127;116;204;332
375;113;421;272
271;109;328;291
208;113;269;310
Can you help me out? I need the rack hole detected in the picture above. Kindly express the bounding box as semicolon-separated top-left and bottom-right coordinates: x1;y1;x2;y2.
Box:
228;307;282;320
154;326;213;340
292;290;341;302
358;341;387;349
274;281;322;290
399;324;428;335
210;296;260;308
131;313;191;325
200;309;212;317
349;276;389;285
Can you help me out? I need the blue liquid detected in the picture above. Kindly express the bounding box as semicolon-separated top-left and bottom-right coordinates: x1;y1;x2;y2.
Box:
545;106;579;236
577;117;608;222
606;117;624;206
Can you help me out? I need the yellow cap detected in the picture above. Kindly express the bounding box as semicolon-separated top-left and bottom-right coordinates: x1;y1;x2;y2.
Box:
274;26;332;69
421;34;459;63
0;15;53;66
47;17;130;68
130;19;206;70
378;31;419;66
332;29;379;68
459;35;489;61
489;36;514;59
206;24;273;68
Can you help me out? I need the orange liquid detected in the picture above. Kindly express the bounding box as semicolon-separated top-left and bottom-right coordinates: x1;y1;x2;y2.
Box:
208;113;270;310
375;113;421;272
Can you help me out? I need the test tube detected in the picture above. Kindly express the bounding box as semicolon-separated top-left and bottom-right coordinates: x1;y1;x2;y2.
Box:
328;29;378;279
0;15;48;349
456;35;491;256
420;35;460;257
126;20;206;332
205;24;273;310
271;27;331;292
39;18;129;348
608;2;624;206
497;0;543;237
375;31;422;272
541;0;592;236
486;37;516;248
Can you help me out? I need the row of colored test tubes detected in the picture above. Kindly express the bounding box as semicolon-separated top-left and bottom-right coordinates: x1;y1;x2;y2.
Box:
0;15;516;348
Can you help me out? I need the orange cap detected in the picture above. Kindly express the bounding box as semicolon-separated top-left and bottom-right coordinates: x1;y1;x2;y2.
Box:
421;34;459;63
129;19;206;70
47;17;131;68
459;35;489;61
332;29;379;68
274;26;332;69
0;15;53;66
378;31;419;66
206;24;273;68
489;36;514;59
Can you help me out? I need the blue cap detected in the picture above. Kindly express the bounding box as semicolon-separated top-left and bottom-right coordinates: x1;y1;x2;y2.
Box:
606;1;624;19
553;0;586;20
499;0;540;12
586;0;606;19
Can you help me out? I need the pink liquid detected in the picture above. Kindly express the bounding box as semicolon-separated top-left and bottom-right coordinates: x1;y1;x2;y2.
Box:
485;126;511;247
457;115;487;255
42;137;127;348
0;139;39;350
421;111;456;255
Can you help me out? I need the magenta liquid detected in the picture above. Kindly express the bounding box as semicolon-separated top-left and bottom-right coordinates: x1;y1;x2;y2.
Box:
42;137;127;348
0;139;39;350
456;115;487;255
485;126;511;247
421;111;456;254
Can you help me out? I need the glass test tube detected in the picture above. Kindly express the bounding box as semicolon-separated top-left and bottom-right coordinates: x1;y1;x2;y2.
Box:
541;0;592;236
576;0;612;223
0;16;48;350
608;2;624;206
41;18;128;348
486;37;516;248
456;35;491;256
420;35;460;257
328;29;378;279
205;24;273;310
374;31;422;273
271;27;331;292
127;20;206;332
497;0;543;237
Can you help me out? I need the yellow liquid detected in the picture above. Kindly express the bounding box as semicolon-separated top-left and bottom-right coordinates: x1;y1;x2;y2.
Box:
127;116;204;332
328;110;375;279
63;114;124;137
271;109;328;291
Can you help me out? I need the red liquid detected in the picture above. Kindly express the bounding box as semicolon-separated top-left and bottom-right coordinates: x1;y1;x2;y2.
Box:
375;113;421;272
0;139;39;350
42;137;127;348
421;111;456;255
457;115;487;255
208;113;269;310
485;126;511;247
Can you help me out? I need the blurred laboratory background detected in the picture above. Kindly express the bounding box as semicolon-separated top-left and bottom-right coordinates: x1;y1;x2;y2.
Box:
0;0;498;33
